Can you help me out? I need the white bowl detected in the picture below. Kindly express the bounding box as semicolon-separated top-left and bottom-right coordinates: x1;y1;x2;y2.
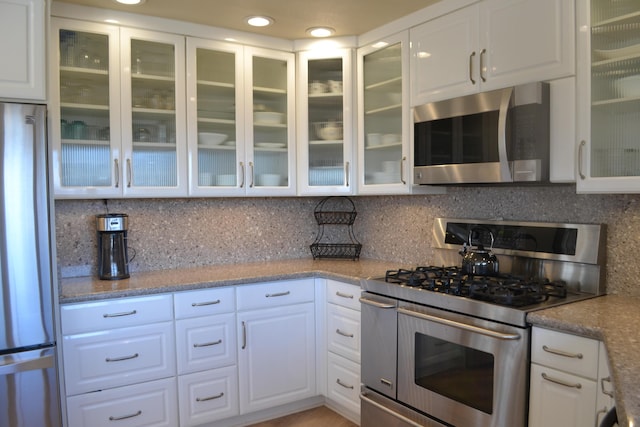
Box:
317;125;343;140
615;75;640;98
382;133;400;145
198;132;227;145
367;133;382;146
257;174;282;186
254;112;284;124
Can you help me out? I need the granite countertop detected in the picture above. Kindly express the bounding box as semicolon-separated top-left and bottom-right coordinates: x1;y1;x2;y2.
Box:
60;258;638;427
527;295;640;427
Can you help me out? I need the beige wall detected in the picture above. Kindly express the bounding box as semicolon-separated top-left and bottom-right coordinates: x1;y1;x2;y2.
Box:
55;185;640;296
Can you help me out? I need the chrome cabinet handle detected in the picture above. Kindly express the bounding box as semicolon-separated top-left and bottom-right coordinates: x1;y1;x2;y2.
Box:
266;291;290;298
196;392;224;402
469;51;476;84
193;339;222;348
336;328;354;338
541;372;582;389
578;140;586;180
359;297;395;309
249;161;254;188
335;291;354;299
126;158;132;187
191;300;221;307
542;345;583;359
105;353;139;362
380;378;393;387
480;48;487;82
241;321;247;349
109;410;142;421
103;310;137;318
398;306;521;340
345;161;350;187
400;156;407;184
601;376;614;398
114;159;120;188
497;86;513;181
336;379;354;389
239;162;245;188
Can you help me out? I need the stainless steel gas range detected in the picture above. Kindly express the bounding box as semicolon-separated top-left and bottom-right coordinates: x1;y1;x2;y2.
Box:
359;218;606;427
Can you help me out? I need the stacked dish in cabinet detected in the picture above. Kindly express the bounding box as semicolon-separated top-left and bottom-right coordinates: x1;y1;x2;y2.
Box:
589;0;640;177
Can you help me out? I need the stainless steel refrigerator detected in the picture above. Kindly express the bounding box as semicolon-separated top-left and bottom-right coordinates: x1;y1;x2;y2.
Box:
0;102;61;426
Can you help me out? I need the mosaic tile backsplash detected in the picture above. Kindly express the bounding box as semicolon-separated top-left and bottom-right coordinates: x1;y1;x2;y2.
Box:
55;185;640;296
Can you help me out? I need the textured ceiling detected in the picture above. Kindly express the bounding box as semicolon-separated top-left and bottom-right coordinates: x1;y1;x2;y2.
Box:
55;0;441;40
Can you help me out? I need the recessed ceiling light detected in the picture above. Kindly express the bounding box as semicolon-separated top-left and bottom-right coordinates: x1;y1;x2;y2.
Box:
113;0;145;5
306;27;335;38
246;16;274;27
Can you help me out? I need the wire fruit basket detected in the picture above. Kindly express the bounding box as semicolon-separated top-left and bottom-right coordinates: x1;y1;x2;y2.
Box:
310;196;362;260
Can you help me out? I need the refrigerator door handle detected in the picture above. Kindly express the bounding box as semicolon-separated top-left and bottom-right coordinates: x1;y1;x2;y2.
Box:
0;354;54;375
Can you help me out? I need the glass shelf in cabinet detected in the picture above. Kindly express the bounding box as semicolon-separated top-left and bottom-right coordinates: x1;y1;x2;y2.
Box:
365;104;402;115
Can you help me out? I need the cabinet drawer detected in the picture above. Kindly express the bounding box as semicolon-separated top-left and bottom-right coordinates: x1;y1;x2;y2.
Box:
327;352;360;415
176;313;236;374
63;322;176;395
327;280;361;311
174;287;235;319
236;279;314;311
66;377;178;427
531;327;599;379
178;366;239;426
327;304;361;363
60;294;173;335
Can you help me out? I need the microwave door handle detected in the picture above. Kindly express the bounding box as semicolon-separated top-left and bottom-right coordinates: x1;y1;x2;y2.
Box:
497;87;513;182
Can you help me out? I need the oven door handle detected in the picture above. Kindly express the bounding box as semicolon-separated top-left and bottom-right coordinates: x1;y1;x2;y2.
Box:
360;392;424;427
397;307;521;340
359;297;395;309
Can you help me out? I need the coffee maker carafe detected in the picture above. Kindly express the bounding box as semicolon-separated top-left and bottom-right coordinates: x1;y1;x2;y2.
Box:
97;213;130;280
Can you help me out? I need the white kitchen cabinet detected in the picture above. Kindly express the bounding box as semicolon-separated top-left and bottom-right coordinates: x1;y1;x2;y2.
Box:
178;366;239;426
528;327;611;427
297;48;355;195
0;0;45;100
186;39;296;196
236;280;316;414
410;0;574;105
576;0;640;193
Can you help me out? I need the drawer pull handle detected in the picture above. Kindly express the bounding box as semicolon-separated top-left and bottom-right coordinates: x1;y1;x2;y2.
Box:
266;291;290;298
194;339;222;348
192;299;221;307
601;376;615;398
242;321;247;349
336;378;354;389
103;310;137;318
336;328;354;338
109;410;142;421
336;291;354;299
106;353;139;362
380;378;393;388
196;392;224;402
541;372;582;389
542;345;583;359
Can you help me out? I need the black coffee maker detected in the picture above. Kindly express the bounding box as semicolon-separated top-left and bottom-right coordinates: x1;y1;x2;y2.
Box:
96;213;130;280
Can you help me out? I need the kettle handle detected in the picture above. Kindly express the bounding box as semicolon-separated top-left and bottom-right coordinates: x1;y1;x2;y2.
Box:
468;227;495;251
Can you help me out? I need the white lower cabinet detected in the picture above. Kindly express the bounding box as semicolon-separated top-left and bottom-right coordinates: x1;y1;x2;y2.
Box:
528;327;612;427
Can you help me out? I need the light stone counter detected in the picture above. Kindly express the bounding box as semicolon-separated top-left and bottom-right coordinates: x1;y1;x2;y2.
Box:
59;258;407;304
527;295;640;427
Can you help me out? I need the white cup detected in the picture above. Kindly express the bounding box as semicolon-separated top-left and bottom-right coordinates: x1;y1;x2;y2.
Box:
328;80;342;93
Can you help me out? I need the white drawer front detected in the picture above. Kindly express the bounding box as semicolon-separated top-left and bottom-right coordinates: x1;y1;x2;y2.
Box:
61;294;173;335
327;352;360;415
236;279;314;311
66;377;178;427
176;313;236;374
327;304;361;363
174;287;235;319
327;280;361;311
63;322;176;395
178;366;239;427
531;327;599;379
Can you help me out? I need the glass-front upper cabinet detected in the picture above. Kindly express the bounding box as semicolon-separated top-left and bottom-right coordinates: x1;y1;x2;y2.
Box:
297;48;354;195
51;19;122;198
120;28;187;197
357;32;410;195
577;0;640;193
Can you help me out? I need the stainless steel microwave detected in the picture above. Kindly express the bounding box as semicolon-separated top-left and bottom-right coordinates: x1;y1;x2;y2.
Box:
413;82;550;185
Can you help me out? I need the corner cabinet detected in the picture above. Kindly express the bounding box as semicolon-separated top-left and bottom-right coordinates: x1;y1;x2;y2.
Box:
410;0;575;105
297;48;355;195
0;0;45;100
576;0;640;193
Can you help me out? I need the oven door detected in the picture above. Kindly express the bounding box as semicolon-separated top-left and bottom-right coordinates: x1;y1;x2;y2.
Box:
397;302;529;427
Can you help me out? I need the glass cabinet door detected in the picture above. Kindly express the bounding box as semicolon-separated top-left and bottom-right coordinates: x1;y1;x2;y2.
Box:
577;0;640;193
358;35;409;194
51;19;121;198
298;49;353;194
120;29;187;197
246;47;296;194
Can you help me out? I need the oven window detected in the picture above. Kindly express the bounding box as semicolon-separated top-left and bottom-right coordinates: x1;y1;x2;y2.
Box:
414;333;494;414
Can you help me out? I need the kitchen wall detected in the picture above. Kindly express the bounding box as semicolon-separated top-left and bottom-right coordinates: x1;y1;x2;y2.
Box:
55;185;640;296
